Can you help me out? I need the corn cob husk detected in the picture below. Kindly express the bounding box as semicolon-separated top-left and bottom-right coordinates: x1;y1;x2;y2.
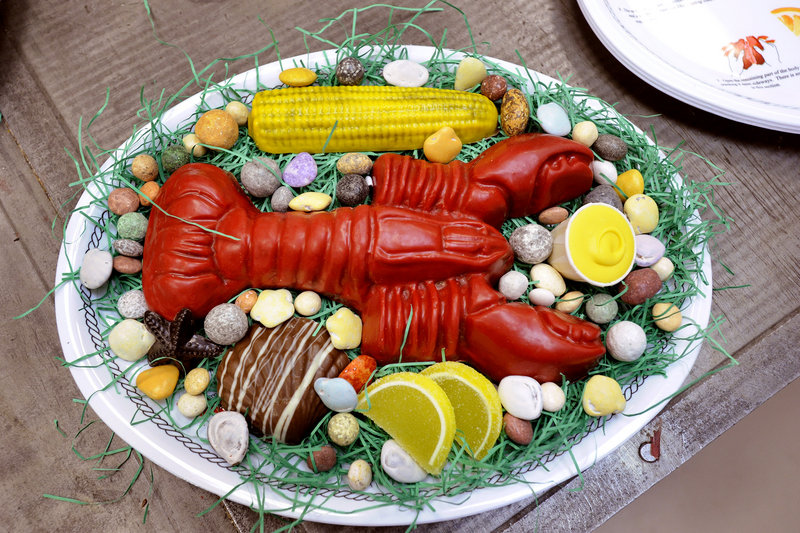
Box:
248;85;499;154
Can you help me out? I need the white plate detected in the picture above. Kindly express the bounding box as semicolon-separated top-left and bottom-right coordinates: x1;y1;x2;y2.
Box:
54;45;712;526
578;0;800;133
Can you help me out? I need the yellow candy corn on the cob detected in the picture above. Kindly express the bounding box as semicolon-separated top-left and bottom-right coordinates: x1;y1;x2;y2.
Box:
248;85;498;154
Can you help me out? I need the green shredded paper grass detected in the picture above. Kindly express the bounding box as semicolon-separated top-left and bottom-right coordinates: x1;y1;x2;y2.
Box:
42;1;735;529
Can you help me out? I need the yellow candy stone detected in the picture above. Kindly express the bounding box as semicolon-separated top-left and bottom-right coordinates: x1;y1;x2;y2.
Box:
250;289;294;328
453;57;487;91
615;169;645;200
623;194;659;234
582;375;626;417
325;307;362;350
288;192;332;212
137;364;180;401
652;302;682;331
423;126;462;163
279;67;317;87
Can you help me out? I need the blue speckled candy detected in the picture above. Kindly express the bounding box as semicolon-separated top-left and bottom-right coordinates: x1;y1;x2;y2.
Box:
283;152;317;187
536;102;571;136
314;377;358;413
634;234;666;267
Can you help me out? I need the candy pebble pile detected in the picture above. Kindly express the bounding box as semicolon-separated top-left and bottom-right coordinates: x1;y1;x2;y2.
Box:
58;5;730;523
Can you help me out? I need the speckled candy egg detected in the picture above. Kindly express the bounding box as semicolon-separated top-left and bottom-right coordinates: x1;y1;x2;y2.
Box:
336;57;365;86
585;293;618;324
327;412;360;446
624;194;659;234
509;224;552;264
583;184;623;211
116;212;148;241
336;174;369;206
606;320;647;362
117;289;149;319
271;186;294;212
498;270;529;300
204;303;248;345
240;157;281;197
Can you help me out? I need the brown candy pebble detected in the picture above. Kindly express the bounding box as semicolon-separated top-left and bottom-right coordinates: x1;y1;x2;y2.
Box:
500;88;530;137
306;445;337;472
538;206;569;225
619;268;662;305
592;134;628;162
503;412;533;445
113;255;143;275
131;154;159;182
108;188;140;216
138;181;160;207
235;290;258;313
481;75;507;101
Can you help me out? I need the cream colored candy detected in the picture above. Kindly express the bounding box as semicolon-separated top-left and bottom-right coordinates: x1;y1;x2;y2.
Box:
423;126;462;163
498;375;543;420
582;375;626;417
182;133;207;157
498;270;529;300
591;160;618;185
108;319;156;362
652;302;682;331
184;367;211;395
453;57;487;90
555;290;584;313
250;289;294;328
381;439;427;483
325;308;363;350
651;256;675;281
530;263;566;297
347;459;373;491
571;120;599;147
294;290;322;316
225;101;250;126
288;192;332;212
541;382;567;412
624;194;659;234
528;287;555;307
279;67;317;87
177;392;207;418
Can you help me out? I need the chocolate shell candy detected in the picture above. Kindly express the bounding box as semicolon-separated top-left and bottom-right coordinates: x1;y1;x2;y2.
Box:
216;317;350;444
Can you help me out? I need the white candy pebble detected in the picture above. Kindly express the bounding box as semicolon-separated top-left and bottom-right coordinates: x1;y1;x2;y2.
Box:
528;287;556;307
536;102;571;136
347;459;373;491
381;439;428;483
382;60;429;87
498;271;529;300
530;263;566;297
591;160;618;185
541;382;567;412
294;291;322;316
606;320;648;362
80;248;113;289
497;375;543;420
108;319;155;362
177;392;207;418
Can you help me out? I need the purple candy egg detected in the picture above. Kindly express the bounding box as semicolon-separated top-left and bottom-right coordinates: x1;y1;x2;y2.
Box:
634;234;666;267
283;152;318;187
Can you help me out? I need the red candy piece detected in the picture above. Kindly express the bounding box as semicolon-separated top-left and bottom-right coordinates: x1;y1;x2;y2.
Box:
142;134;605;383
338;355;378;393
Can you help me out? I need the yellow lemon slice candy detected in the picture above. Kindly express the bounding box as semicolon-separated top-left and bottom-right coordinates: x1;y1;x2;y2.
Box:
420;362;502;460
357;372;456;475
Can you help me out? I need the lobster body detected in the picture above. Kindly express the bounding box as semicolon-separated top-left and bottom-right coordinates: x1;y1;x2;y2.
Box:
142;134;606;382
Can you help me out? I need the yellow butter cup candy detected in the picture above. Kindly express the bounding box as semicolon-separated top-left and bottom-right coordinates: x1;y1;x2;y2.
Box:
582;375;626;417
325;307;362;350
279;67;317;87
288;192;332;212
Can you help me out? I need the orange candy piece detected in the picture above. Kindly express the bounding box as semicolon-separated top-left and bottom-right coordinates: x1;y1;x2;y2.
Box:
338;355;377;393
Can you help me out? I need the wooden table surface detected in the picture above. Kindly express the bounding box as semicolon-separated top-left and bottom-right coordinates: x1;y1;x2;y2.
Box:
2;1;799;531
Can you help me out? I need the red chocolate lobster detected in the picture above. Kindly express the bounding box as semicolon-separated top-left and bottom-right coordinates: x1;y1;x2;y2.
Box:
141;134;605;382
